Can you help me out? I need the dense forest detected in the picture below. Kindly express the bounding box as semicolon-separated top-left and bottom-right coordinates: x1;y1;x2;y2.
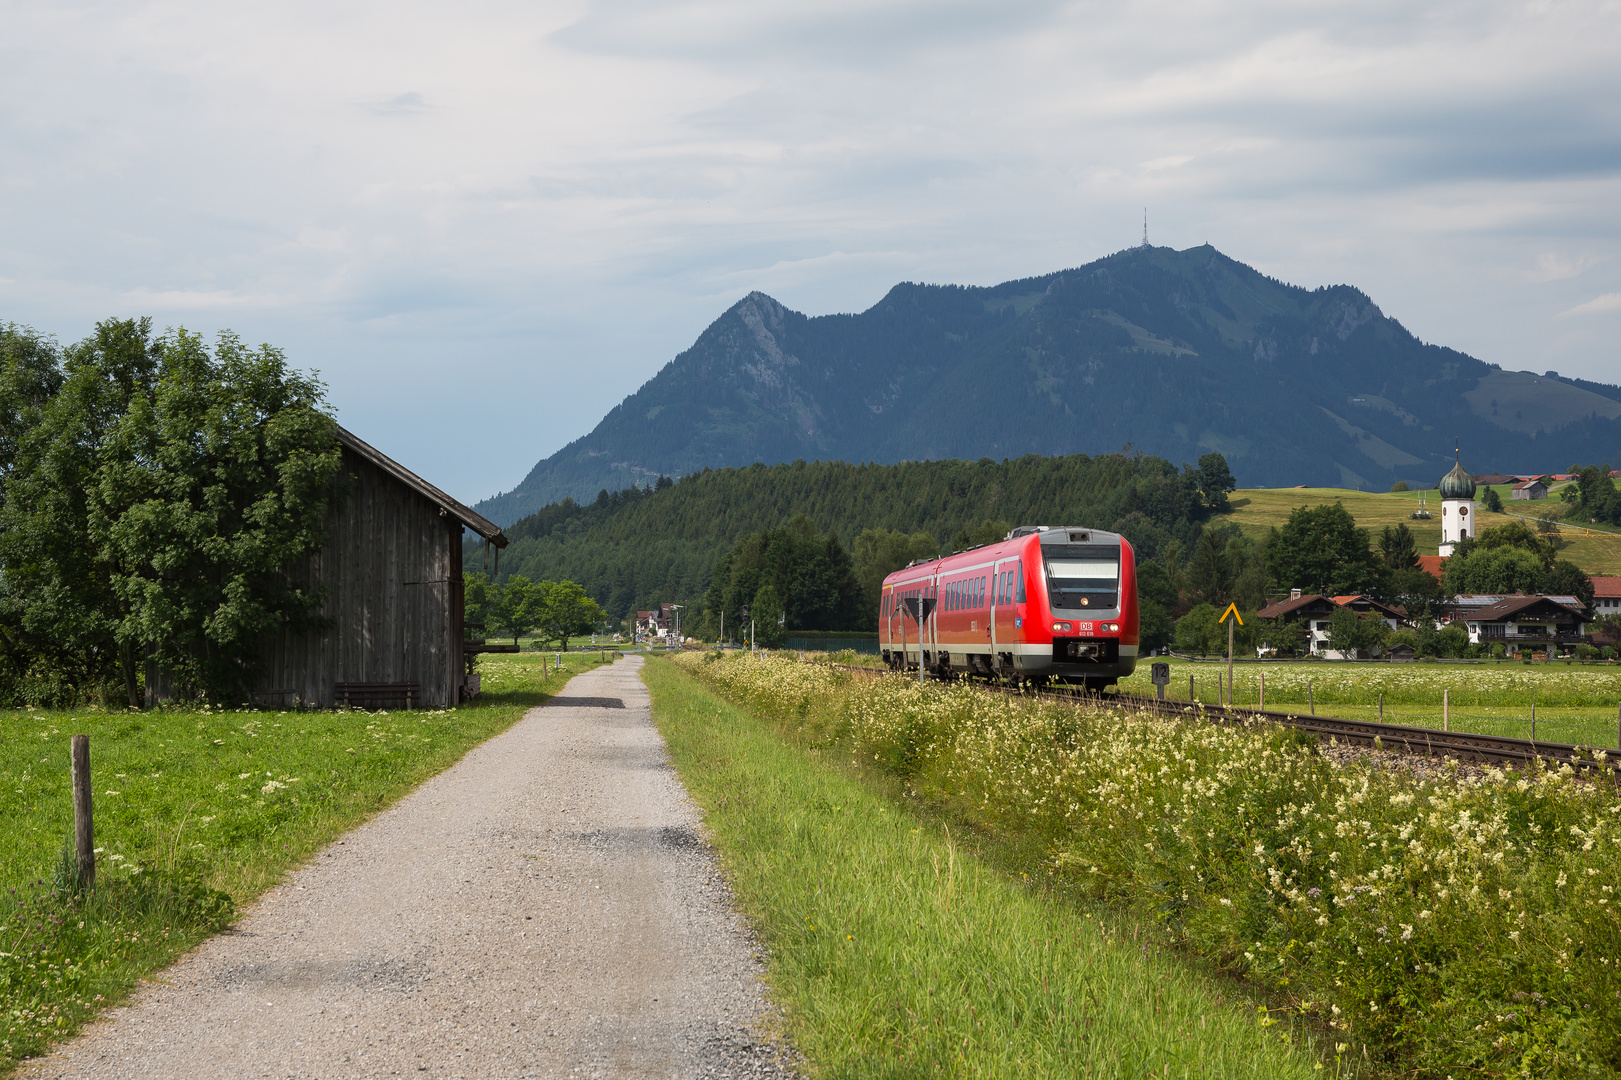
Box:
468;450;1237;630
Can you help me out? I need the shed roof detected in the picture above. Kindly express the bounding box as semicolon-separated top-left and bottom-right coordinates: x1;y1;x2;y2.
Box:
337;427;507;547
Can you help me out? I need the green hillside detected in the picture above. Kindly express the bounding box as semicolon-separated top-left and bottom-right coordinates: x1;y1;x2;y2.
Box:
1225;486;1621;576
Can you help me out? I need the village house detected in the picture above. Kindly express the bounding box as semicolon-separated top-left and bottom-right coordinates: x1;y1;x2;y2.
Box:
1591;576;1621;615
1256;590;1406;658
634;603;682;640
1449;594;1591;655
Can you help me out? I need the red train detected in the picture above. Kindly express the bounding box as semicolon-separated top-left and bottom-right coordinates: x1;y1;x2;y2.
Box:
879;525;1139;690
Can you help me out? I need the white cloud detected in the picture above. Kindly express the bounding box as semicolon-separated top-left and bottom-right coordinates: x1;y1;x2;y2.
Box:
1559;293;1621;317
1528;252;1602;283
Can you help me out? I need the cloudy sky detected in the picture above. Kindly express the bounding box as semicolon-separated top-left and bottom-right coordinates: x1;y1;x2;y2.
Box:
3;0;1618;499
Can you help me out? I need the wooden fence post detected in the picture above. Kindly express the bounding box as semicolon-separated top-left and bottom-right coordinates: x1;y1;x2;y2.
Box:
1379;693;1384;723
1532;702;1536;742
1189;674;1195;702
1308;679;1314;716
1259;673;1265;712
70;735;94;891
1443;688;1449;733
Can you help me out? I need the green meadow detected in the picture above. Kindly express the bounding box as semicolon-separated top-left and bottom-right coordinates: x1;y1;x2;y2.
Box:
1117;657;1621;748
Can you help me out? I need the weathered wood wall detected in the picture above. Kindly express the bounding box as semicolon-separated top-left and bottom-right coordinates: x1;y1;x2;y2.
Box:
252;445;464;708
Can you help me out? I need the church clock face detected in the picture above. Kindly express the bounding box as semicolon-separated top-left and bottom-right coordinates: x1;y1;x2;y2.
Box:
1459;506;1468;517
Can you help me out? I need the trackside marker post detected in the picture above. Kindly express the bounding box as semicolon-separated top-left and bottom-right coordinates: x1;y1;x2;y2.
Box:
1219;604;1243;709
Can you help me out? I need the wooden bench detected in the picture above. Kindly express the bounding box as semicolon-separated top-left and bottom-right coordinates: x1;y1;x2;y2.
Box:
335;681;421;711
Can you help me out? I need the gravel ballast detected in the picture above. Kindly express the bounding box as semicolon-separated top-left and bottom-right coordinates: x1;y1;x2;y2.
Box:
21;656;796;1079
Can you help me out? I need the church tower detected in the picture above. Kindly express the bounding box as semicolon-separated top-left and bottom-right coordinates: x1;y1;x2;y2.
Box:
1437;450;1477;557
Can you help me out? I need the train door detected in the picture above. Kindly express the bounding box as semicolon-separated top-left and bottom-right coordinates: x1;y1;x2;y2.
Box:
991;559;1020;669
988;560;1001;658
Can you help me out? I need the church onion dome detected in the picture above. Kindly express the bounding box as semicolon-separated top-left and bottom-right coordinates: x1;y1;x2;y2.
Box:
1438;460;1476;500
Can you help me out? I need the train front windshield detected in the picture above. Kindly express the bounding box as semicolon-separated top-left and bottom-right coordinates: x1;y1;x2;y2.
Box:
1042;545;1120;610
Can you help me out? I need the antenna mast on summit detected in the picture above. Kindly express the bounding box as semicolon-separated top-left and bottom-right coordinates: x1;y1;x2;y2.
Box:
1141;209;1149;248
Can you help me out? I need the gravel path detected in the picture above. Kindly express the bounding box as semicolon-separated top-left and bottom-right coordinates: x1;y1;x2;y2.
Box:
22;656;797;1079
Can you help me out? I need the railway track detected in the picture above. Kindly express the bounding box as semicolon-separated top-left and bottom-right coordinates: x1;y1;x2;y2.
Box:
820;661;1620;776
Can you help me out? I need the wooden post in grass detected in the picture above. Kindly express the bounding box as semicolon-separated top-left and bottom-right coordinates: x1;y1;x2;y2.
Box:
542;655;548;678
1309;679;1314;715
1379;693;1384;723
70;734;94;891
1189;674;1195;703
1259;672;1265;711
1532;702;1537;742
1444;688;1450;732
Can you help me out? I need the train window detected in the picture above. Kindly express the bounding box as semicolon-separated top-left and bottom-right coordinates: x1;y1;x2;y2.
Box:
1015;562;1026;603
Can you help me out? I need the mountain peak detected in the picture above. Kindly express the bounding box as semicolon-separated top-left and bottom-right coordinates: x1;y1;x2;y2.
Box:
473;247;1621;526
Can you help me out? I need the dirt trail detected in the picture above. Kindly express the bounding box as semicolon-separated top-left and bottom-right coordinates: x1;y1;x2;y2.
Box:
22;656;794;1079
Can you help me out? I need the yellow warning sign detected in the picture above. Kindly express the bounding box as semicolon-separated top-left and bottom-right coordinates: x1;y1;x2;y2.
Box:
1219;602;1244;626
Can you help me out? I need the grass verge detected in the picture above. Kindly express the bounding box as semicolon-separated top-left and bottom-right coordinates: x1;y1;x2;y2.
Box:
642;657;1324;1079
672;650;1621;1078
0;650;610;1073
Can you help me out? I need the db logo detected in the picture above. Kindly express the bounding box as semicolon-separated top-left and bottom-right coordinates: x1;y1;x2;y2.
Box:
1079;622;1094;633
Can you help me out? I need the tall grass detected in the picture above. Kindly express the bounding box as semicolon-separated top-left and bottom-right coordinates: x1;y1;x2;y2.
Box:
644;659;1323;1079
674;651;1621;1079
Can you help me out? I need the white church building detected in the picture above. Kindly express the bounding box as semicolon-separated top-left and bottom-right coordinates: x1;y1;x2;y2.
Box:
1437;455;1477;557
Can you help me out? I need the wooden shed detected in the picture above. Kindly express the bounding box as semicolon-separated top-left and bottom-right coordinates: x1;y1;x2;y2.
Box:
151;427;508;710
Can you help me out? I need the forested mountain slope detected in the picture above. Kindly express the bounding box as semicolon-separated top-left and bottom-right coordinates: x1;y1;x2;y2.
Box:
477;244;1621;525
471;451;1228;622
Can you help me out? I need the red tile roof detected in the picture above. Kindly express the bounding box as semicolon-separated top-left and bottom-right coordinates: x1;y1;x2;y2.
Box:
1592;576;1621;599
1417;555;1447;581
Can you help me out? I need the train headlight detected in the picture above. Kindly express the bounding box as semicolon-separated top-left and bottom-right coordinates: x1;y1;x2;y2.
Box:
1052;622;1071;632
1103;622;1119;632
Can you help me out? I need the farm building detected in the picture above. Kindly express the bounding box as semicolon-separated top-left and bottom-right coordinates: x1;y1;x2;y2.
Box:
148;427;508;710
1510;478;1549;500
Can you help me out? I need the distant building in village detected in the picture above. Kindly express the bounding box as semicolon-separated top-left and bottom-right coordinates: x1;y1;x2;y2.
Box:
1511;478;1549;500
1591;576;1621;615
1448;594;1591;655
635;603;682;640
1256;590;1406;659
